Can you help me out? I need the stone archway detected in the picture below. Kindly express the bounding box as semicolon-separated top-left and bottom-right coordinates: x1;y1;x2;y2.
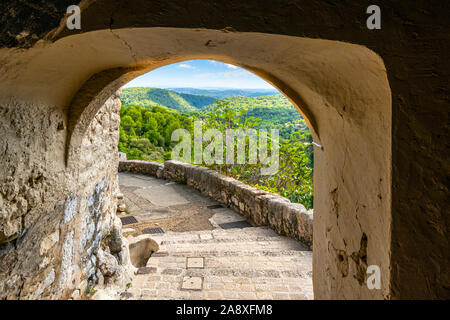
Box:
38;28;390;299
1;0;447;301
0;27;392;299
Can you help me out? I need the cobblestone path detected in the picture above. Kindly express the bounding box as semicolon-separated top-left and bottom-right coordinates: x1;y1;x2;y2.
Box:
118;172;313;300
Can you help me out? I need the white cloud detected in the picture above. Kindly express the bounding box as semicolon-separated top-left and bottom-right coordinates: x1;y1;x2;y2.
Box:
226;63;238;69
178;63;195;69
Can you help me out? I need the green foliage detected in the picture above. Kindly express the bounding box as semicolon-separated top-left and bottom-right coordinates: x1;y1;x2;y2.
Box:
252;131;314;209
119;90;314;209
119;104;193;162
178;93;217;108
201;95;306;138
200;100;314;209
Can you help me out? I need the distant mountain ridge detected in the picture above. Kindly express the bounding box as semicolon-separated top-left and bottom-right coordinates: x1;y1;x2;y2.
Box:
177;92;217;109
169;87;280;99
121;87;282;111
121;87;208;112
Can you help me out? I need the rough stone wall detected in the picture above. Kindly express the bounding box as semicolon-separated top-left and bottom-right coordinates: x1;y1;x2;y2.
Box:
119;160;313;249
0;91;130;299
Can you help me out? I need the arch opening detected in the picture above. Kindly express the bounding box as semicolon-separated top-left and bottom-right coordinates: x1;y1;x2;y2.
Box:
65;54;320;168
6;27;391;299
116;58;315;207
113;58;317;299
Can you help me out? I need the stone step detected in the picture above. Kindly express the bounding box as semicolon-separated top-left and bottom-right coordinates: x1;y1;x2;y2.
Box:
155;237;308;251
147;257;312;274
158;246;308;256
212;227;279;236
159;238;307;249
158;237;300;245
151;249;311;258
154;248;310;260
151;226;280;238
149;229;309;250
137;257;313;279
144;266;313;280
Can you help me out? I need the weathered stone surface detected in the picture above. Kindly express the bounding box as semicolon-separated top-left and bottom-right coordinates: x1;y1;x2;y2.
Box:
33;268;55;299
137;267;157;275
128;235;159;268
40;230;59;256
0;91;132;299
97;248;120;278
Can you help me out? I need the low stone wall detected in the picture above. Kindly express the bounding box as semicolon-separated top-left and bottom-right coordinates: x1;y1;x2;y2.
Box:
119;160;313;249
119;160;164;178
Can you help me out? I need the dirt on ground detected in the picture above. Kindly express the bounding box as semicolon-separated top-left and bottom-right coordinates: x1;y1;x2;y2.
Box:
118;205;215;237
117;181;216;238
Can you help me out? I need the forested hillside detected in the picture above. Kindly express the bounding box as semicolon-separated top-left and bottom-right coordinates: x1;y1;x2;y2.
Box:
119;105;193;162
119;88;314;208
121;87;201;112
178;92;216;108
201;95;307;138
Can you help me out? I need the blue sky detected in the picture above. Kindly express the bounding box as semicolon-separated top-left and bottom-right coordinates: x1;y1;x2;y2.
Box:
124;59;275;89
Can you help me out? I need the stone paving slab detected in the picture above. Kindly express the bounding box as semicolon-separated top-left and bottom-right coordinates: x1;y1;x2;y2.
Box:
187;257;204;269
135;186;192;206
181;276;203;290
209;207;248;227
119;173;166;188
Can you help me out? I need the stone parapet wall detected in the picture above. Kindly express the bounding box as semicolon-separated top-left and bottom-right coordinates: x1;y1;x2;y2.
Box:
119;160;313;249
119;160;164;178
